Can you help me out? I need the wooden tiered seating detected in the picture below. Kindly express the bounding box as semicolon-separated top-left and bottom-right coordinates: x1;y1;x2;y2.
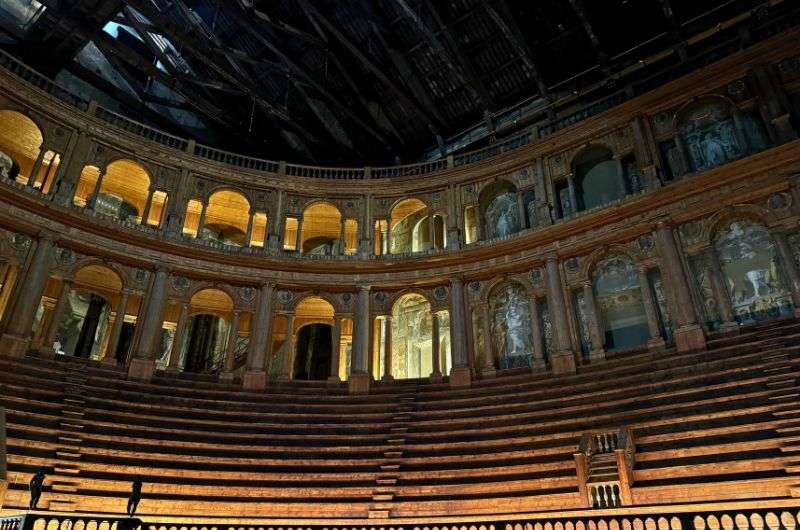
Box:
0;318;798;519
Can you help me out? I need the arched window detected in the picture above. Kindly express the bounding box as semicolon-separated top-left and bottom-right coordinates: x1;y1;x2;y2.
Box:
300;202;343;255
179;288;234;373
203;190;251;246
51;265;123;359
714;220;794;324
75;160;152;223
390;199;443;254
0;110;54;188
593;256;649;350
291;296;336;379
677;97;746;173
479;181;521;240
391;294;433;379
488;283;534;369
574;146;630;212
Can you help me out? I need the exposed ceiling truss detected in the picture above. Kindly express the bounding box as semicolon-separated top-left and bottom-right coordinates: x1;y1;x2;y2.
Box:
1;0;796;165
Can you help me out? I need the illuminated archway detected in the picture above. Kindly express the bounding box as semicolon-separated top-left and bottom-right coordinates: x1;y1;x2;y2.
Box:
300;202;343;255
391;293;432;379
75;160;153;223
203;189;251;246
0;110;56;190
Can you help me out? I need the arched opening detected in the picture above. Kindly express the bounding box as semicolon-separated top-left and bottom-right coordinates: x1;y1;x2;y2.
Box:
479;181;521;240
593;255;649;350
181;288;233;373
574;146;628;211
675;96;770;174
294;323;333;380
391;293;432;379
390;198;444;254
203;189;251;246
74;160;152;223
290;296;335;379
0;110;57;190
300;202;342;255
713;219;794;324
52;265;123;359
488;283;534;369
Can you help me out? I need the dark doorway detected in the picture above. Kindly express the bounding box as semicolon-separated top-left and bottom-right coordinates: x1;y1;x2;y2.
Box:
115;322;135;363
294;324;333;380
184;314;224;373
73;294;107;358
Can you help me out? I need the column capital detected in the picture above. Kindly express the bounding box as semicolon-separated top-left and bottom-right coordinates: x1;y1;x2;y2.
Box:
259;280;277;290
357;283;371;293
153;263;171;274
37;230;60;243
448;276;464;287
582;279;592;288
544;253;560;264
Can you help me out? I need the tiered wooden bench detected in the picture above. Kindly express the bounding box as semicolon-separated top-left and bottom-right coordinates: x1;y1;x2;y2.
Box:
0;318;798;518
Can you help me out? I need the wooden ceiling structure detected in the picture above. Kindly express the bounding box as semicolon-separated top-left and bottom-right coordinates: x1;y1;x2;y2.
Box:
1;0;797;165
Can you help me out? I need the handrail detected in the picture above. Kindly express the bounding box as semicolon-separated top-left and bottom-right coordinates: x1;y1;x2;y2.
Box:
3;507;800;530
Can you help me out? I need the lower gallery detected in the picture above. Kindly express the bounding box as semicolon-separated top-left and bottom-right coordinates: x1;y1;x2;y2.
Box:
0;2;798;530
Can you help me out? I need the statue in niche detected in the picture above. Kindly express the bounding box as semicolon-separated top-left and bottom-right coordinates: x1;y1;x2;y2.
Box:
0;151;15;179
485;193;520;239
489;284;533;365
679;99;744;172
715;220;792;323
526;200;538;229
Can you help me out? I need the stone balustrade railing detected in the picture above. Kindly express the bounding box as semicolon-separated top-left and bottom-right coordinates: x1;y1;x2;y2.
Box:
0;45;663;183
2;507;799;530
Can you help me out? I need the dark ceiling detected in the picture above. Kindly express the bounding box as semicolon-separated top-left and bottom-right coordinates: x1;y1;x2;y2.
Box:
0;0;797;165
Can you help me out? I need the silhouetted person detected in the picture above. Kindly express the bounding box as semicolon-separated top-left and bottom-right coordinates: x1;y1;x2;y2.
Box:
127;476;143;517
29;468;46;510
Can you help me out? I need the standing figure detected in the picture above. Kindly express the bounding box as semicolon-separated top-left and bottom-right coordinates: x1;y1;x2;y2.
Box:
127;476;143;517
29;468;46;510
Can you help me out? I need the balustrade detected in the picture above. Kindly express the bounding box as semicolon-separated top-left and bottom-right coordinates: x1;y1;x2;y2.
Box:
3;508;800;530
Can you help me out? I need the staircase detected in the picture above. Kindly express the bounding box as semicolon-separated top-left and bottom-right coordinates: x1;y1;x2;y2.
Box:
49;360;88;512
369;381;420;518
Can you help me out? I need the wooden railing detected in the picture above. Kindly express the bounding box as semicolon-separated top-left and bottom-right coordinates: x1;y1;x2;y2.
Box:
575;426;635;508
4;507;799;530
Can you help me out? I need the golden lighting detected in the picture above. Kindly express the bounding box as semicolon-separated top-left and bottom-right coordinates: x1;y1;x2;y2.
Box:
206;189;251;233
189;288;234;317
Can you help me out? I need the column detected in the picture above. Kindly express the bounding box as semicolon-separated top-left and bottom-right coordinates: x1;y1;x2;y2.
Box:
528;297;546;369
101;290;130;363
654;221;706;351
516;192;527;230
27;148;46;188
567;174;579;215
87;167;107;209
196;202;207;236
427;210;436;250
703;248;739;333
582;281;605;361
348;284;371;394
382;315;393;381
0;232;57;358
243;282;274;390
338;218;346;255
268;190;284;250
167;302;189;371
329;315;343;382
221;310;241;380
141;187;155;225
359;194;373;257
545;256;576;374
295;216;304;252
431;312;442;380
480;302;496;377
38;278;72;357
636;267;666;350
244;211;254;247
449;277;471;387
772;230;800;317
446;184;460;250
381;222;389;255
128;266;170;380
280;314;295;380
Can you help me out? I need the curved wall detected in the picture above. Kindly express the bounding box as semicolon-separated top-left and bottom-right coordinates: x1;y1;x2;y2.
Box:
0;29;797;389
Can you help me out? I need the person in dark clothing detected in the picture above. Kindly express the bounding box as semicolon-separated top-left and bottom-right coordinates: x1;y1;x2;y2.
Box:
29;468;46;510
127;476;143;517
